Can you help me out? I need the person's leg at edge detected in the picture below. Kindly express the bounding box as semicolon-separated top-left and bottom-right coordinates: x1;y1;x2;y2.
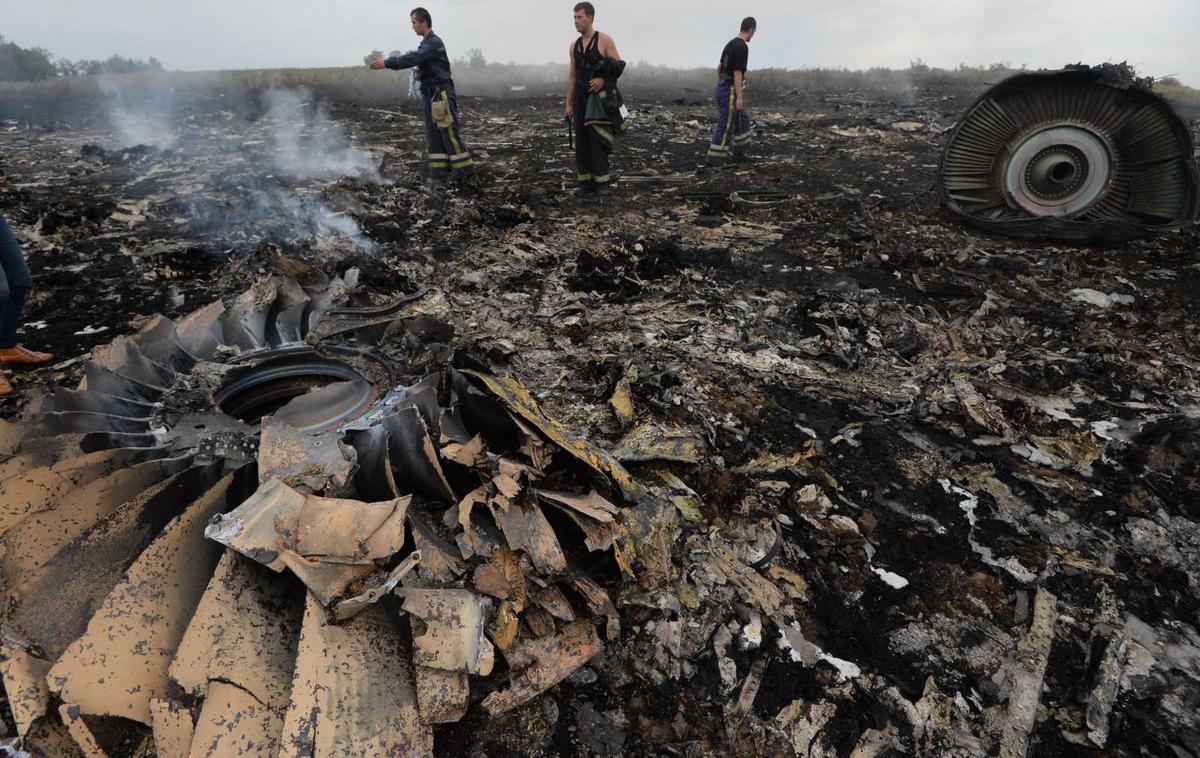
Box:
0;246;10;395
0;212;51;392
0;212;35;351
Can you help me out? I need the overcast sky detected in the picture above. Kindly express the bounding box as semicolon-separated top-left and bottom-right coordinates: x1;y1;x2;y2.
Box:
5;0;1198;85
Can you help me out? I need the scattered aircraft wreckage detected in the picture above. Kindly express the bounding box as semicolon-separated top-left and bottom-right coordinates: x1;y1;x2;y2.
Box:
0;265;669;756
941;64;1200;242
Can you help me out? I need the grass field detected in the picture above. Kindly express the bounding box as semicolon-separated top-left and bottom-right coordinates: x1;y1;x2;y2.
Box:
2;61;1196;113
0;62;1036;105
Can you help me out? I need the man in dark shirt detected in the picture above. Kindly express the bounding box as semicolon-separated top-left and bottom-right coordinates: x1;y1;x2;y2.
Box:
370;7;478;188
707;17;756;165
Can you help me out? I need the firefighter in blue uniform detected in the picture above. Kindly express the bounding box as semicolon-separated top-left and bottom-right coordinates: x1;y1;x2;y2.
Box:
370;7;478;188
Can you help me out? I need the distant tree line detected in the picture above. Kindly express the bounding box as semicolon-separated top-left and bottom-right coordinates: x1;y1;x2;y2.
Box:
57;55;164;77
0;34;163;82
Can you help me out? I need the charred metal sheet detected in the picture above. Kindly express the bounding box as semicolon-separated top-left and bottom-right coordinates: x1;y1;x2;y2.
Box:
58;703;105;758
1;456;189;591
294;493;409;564
482;620;602;715
398;588;496;676
535;489;619;523
414;666;470;725
189;680;283;757
206;478;405;603
47;470;239;725
170;551;304;711
0;643;52;739
307;287;431;342
459;369;650;503
201;478;301;570
280;595;433;757
408;512;466;582
487;492;568;574
257;419;356;493
149;698;194;758
8;462;224;659
941;66;1200;242
220;277;277;351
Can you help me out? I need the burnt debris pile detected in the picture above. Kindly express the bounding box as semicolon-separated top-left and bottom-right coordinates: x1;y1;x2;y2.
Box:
0;270;674;754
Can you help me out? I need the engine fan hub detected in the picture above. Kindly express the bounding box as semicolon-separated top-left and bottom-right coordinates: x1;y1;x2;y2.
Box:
1005;125;1112;217
213;346;390;432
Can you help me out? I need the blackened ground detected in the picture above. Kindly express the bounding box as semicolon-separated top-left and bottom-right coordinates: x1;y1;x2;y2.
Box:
2;85;1200;756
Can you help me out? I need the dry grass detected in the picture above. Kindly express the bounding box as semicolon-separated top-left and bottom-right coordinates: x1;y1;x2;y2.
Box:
1156;82;1200;108
0;62;1029;111
6;63;1193;113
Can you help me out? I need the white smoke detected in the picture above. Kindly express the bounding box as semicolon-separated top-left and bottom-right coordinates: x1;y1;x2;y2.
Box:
97;74;178;148
91;81;381;253
258;189;378;255
263;88;383;184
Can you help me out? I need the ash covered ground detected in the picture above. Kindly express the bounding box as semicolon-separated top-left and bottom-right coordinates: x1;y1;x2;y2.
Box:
2;82;1200;756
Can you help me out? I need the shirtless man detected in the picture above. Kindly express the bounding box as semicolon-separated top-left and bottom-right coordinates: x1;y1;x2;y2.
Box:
564;3;624;192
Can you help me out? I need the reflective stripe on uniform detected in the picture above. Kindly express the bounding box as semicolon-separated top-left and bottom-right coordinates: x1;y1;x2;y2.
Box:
720;86;736;149
442;90;464;157
593;174;610;184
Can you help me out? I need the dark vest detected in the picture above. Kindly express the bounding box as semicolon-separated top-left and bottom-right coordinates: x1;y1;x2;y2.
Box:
574;33;602;85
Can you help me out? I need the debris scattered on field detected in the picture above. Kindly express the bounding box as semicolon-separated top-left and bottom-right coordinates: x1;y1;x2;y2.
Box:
1;69;1199;755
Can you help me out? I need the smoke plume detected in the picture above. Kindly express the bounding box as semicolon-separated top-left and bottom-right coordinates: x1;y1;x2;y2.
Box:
97;74;178;148
263;88;383;184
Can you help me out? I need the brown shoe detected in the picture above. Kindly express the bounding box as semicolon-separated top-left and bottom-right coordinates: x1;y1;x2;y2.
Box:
0;346;54;367
0;373;12;396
